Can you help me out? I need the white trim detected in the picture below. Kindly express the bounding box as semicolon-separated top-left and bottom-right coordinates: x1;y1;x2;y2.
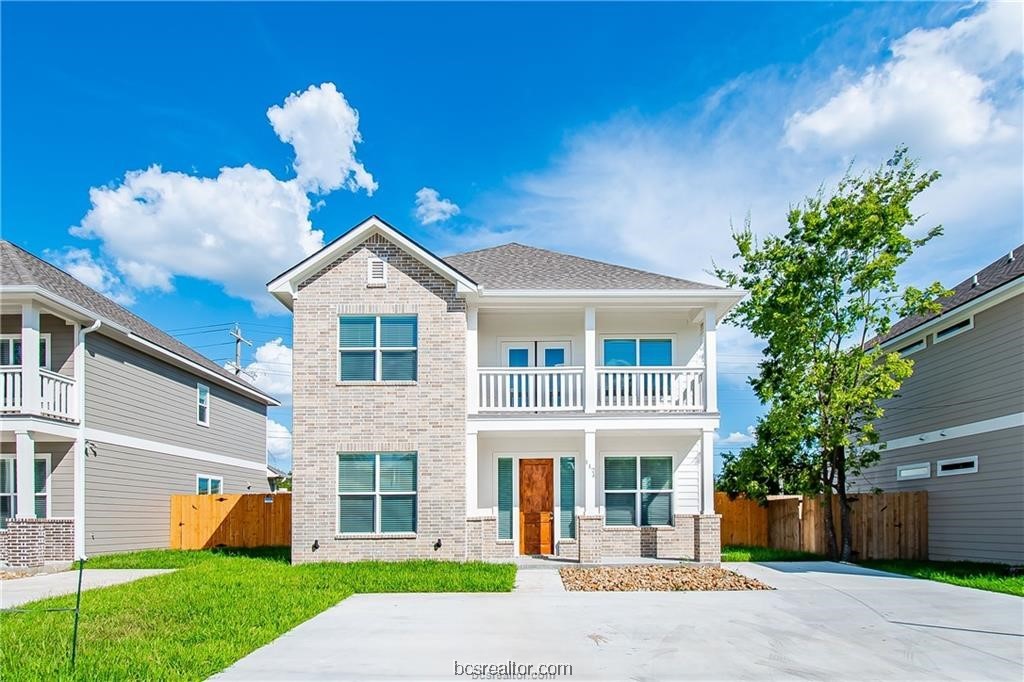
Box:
0;416;79;440
338;314;418;383
0;452;50;519
336;451;418;536
896;462;930;481
83;427;267;472
936;455;979;477
880;412;1024;451
598;334;676;366
932;316;974;344
600;453;675;528
0;333;52;369
195;474;224;494
469;415;720;432
895;338;927;357
196;382;211;427
494;450;575;555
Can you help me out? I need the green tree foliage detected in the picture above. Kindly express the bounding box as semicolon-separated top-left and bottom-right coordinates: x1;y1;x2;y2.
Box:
715;147;950;560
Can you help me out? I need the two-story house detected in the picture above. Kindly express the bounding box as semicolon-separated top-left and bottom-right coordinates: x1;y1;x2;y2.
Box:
0;240;279;567
269;216;743;564
856;246;1023;565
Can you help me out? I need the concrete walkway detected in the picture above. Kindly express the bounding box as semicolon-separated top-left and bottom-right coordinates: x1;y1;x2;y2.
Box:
1;569;174;609
214;561;1023;681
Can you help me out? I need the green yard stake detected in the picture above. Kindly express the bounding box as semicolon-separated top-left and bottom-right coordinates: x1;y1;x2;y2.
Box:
70;557;86;671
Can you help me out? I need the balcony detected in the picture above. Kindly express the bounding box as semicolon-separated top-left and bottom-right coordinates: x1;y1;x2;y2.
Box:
475;366;705;413
0;367;78;422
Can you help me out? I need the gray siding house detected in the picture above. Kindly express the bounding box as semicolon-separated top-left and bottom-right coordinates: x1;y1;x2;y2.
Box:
0;241;279;566
857;246;1023;565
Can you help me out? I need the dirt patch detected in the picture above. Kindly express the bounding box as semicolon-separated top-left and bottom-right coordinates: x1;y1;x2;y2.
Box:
0;570;33;580
560;565;772;591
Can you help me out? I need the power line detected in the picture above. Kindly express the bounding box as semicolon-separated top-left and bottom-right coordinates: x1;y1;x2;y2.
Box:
166;322;235;333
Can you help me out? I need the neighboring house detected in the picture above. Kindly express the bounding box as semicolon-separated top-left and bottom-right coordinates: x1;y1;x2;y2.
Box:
269;216;743;564
267;464;291;491
0;241;279;566
857;246;1024;565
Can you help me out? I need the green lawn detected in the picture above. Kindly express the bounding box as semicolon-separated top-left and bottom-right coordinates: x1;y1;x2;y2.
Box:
721;545;823;562
1;548;516;681
860;559;1023;597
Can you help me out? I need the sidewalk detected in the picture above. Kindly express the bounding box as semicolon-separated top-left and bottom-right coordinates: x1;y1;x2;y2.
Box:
1;569;174;609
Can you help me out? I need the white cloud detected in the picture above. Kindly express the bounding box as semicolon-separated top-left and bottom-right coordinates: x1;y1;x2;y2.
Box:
715;425;756;447
48;247;135;305
229;338;292;402
266;418;292;471
267;82;378;195
70;82;377;313
414;187;460;225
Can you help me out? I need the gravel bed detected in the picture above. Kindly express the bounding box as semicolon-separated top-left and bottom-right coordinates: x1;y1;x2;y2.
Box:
560;565;772;591
0;570;33;580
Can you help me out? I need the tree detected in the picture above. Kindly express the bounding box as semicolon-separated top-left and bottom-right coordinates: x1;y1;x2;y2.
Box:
715;147;950;561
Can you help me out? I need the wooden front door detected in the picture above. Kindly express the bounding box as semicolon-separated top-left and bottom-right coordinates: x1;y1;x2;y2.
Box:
519;459;554;555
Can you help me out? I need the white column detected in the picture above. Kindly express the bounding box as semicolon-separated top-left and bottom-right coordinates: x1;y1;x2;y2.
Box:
15;429;36;518
584;307;597;413
701;428;716;514
21;303;41;415
583;428;598;514
465;306;479;415
703;308;718;413
465;428;478;517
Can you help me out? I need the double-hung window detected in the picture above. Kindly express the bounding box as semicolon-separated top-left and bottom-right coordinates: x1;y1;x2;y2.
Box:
196;383;210;426
0;334;51;369
339;315;418;382
338;452;417;534
197;475;223;495
0;456;49;529
604;456;672;526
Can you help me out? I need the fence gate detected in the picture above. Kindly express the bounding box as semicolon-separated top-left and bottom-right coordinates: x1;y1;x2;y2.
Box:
170;493;291;549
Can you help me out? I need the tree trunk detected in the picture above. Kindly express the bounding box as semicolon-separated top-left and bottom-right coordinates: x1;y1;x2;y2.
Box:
821;460;838;559
836;445;854;562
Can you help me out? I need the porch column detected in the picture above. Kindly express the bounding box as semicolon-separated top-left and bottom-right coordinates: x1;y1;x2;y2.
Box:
703;308;718;413
465;306;479;415
583;428;598;514
701;428;716;514
584;307;597;413
21;303;41;415
15;429;36;518
466;428;478;516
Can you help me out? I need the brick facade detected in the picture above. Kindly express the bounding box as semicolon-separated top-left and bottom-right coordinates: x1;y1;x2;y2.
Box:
291;233;468;564
0;518;74;567
577;514;719;564
465;517;515;561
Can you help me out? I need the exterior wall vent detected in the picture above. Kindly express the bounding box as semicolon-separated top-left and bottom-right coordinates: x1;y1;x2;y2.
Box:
367;256;387;287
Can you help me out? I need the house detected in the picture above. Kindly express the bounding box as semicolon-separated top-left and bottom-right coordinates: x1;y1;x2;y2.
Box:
857;246;1024;565
0;241;280;567
269;216;744;563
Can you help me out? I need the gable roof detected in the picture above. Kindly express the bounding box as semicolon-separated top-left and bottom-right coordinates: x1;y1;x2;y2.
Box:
0;240;278;406
443;243;725;291
877;245;1024;346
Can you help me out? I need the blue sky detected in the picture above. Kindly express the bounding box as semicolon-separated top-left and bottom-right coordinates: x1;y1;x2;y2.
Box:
3;2;1021;472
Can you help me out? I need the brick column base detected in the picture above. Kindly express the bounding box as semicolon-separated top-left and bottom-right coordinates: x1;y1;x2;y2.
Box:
465;517;515;562
576;516;604;563
694;514;721;564
0;518;75;567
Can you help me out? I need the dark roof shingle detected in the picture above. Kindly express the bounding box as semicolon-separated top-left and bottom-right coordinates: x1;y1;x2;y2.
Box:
0;240;276;404
878;244;1024;345
443;243;723;290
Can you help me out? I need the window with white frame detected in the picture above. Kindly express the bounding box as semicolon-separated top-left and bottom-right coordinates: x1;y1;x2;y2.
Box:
0;456;50;528
934;317;973;343
338;452;417;534
896;462;930;481
0;334;51;369
196;475;223;495
937;455;978;477
604;456;672;526
896;339;926;357
602;338;673;366
196;383;211;426
338;315;417;382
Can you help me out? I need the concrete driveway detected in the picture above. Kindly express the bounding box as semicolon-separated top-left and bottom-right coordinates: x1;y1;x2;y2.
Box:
214;562;1023;681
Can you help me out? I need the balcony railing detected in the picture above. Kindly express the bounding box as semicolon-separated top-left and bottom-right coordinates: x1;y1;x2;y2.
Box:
596;366;704;411
0;367;78;422
478;367;584;412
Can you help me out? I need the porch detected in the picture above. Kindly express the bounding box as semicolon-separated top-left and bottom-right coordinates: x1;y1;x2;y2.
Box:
0;305;80;423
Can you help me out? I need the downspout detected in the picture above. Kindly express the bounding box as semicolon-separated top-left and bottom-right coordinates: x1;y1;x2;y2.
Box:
74;320;101;560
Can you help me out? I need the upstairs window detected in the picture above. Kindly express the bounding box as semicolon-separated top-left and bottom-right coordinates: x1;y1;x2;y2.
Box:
196;383;210;426
897;339;926;357
934;318;973;344
937;456;978;477
339;315;418;382
197;475;223;495
602;338;672;366
0;334;51;369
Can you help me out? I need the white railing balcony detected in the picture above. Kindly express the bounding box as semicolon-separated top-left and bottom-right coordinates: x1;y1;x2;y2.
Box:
596;366;705;411
478;367;585;412
0;367;78;422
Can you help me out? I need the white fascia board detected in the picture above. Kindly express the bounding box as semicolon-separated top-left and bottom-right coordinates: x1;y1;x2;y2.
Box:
880;278;1023;350
0;286;280;407
471;288;746;319
0;416;80;440
468;415;720;433
267;216;479;307
880;412;1023;452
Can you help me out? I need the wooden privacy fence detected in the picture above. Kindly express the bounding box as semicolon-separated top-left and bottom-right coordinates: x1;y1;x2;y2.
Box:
716;490;928;560
170;493;291;549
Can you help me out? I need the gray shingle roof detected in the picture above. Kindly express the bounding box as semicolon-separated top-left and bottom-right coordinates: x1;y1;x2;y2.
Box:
878;244;1024;345
0;240;277;404
443;243;723;290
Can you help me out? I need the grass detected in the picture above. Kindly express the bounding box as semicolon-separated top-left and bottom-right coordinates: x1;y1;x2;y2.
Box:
721;545;823;562
1;547;516;681
860;559;1023;597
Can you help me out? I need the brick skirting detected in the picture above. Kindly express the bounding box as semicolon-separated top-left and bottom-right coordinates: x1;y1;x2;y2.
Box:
577;514;720;564
0;518;75;567
465;517;515;561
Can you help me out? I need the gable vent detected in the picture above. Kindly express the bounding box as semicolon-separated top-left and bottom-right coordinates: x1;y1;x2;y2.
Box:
367;256;387;287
